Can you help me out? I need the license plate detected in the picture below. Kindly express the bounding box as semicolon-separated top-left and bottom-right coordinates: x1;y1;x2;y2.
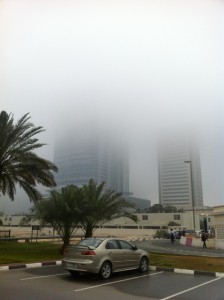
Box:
66;263;77;269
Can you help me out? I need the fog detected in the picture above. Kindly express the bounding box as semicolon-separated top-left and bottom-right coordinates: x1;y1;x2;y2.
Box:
1;0;224;213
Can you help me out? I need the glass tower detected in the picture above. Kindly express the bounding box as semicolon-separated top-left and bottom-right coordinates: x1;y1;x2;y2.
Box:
158;133;203;208
54;125;129;194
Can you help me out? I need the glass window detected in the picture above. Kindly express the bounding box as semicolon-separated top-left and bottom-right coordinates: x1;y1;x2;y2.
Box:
118;240;133;250
106;240;120;249
77;238;103;248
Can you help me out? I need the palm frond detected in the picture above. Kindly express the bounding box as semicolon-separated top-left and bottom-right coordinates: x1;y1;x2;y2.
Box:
0;111;58;202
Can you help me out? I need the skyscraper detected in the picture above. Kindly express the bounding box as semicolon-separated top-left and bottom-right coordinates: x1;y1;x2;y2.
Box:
53;124;129;194
158;132;203;208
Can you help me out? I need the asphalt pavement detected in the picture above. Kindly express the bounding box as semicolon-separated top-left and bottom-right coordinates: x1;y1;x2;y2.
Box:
133;238;224;258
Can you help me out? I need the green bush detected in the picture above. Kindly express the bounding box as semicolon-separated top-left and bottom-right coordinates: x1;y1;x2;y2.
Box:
153;229;168;239
168;221;180;226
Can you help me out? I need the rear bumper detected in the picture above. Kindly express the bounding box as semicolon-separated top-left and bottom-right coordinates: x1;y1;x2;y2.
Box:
62;259;100;274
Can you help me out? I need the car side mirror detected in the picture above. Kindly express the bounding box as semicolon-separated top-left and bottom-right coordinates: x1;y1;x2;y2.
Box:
132;245;138;250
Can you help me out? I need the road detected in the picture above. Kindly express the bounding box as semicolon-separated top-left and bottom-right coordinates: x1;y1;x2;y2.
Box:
133;238;224;257
0;264;224;299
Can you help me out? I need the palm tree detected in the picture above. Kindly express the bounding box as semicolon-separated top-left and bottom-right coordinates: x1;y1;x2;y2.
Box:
80;179;138;238
34;185;83;251
0;111;58;202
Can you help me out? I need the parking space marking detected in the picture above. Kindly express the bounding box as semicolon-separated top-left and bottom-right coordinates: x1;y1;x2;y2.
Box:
160;277;222;300
21;273;68;280
74;271;163;292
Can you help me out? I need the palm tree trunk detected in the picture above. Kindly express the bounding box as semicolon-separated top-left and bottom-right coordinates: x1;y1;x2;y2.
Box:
61;226;71;254
84;223;93;238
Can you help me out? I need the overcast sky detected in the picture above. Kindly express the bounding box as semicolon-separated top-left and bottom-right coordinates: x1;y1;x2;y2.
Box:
1;0;224;214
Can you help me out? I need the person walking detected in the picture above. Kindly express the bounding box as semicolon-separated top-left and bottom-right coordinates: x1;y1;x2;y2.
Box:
201;230;208;248
170;228;175;244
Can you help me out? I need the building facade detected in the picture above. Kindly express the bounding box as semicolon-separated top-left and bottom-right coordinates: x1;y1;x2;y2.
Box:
158;132;203;209
53;125;129;194
211;205;224;239
125;196;151;212
0;209;211;232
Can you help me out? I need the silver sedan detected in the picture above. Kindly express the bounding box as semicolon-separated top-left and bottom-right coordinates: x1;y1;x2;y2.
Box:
62;237;150;279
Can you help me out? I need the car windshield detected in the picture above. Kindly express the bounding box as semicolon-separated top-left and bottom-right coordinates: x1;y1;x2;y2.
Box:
77;238;103;248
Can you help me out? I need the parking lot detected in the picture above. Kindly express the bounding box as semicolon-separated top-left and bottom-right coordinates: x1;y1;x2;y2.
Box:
0;265;223;300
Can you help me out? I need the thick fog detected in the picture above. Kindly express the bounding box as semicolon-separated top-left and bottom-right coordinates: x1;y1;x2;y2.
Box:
1;0;224;214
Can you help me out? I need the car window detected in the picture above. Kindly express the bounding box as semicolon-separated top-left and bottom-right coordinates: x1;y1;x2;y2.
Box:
106;240;120;249
118;240;134;250
77;238;103;248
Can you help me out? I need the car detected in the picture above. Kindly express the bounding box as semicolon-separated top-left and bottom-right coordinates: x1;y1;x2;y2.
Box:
195;230;202;238
173;230;182;239
185;229;195;235
167;230;182;239
195;230;213;238
62;237;150;280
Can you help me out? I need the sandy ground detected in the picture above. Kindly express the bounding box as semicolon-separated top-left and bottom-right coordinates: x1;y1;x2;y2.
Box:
1;226;155;240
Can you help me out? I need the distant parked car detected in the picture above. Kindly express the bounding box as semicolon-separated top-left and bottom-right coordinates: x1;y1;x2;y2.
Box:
167;230;182;239
174;230;182;239
62;237;150;280
185;229;195;235
195;230;213;238
195;230;202;238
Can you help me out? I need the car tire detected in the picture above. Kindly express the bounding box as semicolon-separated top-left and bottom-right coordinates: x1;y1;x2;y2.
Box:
69;270;80;277
99;261;112;280
139;256;148;273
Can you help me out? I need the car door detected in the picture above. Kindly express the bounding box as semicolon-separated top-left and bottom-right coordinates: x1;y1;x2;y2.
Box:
106;240;126;271
118;240;139;268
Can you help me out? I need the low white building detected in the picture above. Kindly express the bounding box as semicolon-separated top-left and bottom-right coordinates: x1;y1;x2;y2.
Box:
0;209;214;232
100;210;213;231
211;205;224;239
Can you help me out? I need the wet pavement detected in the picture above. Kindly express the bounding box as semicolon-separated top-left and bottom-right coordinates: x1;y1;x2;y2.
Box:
134;239;224;257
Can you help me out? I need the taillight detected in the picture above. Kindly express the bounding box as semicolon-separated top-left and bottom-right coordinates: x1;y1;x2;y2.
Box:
81;250;96;255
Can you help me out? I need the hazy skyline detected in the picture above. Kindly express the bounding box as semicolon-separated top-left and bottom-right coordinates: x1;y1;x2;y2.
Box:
1;0;224;213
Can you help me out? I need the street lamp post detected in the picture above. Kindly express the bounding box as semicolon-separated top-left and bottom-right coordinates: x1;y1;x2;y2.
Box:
184;160;196;232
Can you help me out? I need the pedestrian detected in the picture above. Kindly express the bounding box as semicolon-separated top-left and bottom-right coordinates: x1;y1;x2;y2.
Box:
182;228;186;237
201;230;208;248
170;228;175;244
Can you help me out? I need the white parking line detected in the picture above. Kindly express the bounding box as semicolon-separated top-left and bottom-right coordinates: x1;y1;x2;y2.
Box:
21;273;68;280
160;277;222;300
74;271;163;292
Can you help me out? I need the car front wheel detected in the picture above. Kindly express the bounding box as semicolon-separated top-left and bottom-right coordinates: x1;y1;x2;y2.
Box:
99;261;112;280
139;256;148;273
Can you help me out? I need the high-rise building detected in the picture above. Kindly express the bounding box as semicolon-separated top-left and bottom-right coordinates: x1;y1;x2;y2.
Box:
53;124;129;194
158;133;203;208
125;195;151;212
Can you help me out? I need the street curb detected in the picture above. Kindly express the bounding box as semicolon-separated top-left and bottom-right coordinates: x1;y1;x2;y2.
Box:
1;260;224;278
149;266;224;278
0;260;62;271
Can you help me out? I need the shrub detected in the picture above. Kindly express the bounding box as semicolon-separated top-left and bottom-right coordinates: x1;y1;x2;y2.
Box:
168;221;180;227
153;229;168;239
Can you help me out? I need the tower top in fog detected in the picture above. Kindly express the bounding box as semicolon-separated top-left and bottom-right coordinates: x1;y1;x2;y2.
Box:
158;132;203;209
54;124;129;194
